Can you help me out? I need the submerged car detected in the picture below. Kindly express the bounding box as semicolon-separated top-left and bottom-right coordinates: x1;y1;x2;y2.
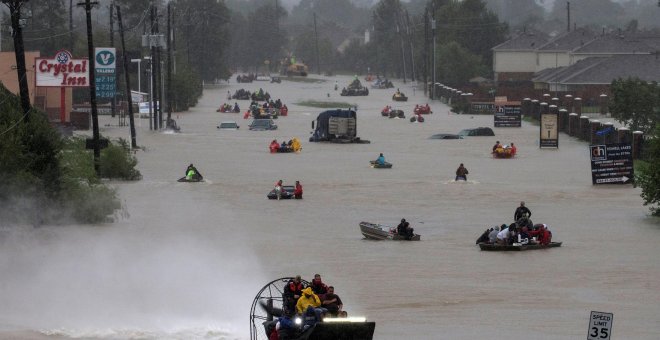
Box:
249;119;277;131
217;121;239;130
458;127;495;137
430;133;463;139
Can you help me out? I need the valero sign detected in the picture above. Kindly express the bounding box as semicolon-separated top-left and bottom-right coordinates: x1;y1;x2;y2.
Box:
36;50;89;87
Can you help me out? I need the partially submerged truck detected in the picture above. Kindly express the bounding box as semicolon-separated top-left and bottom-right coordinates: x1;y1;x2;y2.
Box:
309;109;370;143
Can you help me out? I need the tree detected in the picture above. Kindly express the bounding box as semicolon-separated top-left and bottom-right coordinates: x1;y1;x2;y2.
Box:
174;0;231;81
609;78;660;135
292;30;335;73
436;41;487;85
289;0;370;30
372;0;404;77
434;0;507;71
635;125;660;216
22;0;68;56
548;0;624;29
244;3;288;72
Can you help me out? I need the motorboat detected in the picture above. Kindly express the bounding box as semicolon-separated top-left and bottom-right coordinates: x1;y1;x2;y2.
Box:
359;221;420;241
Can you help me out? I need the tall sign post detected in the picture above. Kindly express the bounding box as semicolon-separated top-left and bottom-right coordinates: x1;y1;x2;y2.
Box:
589;143;633;185
35;50;89;123
94;47;116;99
540;103;559;148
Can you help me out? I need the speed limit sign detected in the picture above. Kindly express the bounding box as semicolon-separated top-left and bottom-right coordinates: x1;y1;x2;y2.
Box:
588;311;613;340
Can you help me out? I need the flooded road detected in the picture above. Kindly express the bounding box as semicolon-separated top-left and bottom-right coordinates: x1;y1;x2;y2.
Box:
1;75;658;339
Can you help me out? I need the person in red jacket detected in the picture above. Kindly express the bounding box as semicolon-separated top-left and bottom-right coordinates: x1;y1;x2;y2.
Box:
293;181;303;199
529;224;552;245
269;139;280;153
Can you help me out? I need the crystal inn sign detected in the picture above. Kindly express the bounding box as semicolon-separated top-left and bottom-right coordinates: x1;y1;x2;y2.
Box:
36;50;89;87
35;50;89;122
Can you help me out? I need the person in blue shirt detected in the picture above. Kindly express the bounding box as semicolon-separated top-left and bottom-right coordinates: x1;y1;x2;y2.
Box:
376;153;385;165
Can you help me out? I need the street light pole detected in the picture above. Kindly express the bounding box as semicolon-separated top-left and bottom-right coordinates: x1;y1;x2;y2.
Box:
432;17;436;100
130;58;141;92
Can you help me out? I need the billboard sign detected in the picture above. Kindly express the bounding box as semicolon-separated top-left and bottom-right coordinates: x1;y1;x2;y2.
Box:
95;47;116;98
540;111;558;148
35;50;89;87
470;102;494;114
494;103;521;127
589;143;634;185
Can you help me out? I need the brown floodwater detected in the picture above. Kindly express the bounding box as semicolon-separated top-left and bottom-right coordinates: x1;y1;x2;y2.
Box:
1;75;658;339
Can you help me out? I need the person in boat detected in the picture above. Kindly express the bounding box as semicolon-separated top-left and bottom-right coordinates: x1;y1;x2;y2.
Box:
476;227;493;244
529;224;552;245
301;305;324;332
496;225;510;245
310;273;328;297
293;181;303;199
321;286;343;317
233;102;240;112
455;163;469;181
397;219;407;236
489;225;503;244
296;287;322;315
185;164;200;180
270;139;280;153
376;153;386;165
280;141;289;152
514;201;532;222
492;140;502;153
291;138;301;152
274;309;296;340
274;180;284;200
403;222;414;240
283;275;304;315
382;105;391;114
510;142;517;156
518;226;531;244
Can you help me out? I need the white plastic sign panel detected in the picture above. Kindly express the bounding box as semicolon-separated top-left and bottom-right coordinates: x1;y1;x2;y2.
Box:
587;311;613;340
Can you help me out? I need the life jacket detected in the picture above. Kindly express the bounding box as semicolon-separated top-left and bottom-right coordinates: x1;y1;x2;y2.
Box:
288;281;303;295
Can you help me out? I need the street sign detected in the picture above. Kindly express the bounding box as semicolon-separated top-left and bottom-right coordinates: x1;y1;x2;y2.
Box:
589;143;634;185
95;48;116;98
587;311;613;340
494;103;521;127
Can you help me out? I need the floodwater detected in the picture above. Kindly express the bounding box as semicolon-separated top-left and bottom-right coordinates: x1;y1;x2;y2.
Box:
1;75;659;339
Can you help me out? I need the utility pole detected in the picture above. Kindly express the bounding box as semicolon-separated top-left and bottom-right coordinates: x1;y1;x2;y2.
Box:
566;1;571;32
432;15;436;100
405;10;415;82
397;20;407;83
116;6;136;148
69;0;74;52
2;0;31;118
313;12;320;75
79;0;101;175
109;0;116;118
154;5;162;129
166;2;172;124
150;2;157;130
423;8;429;96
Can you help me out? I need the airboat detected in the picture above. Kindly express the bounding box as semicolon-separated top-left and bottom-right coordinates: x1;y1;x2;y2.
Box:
249;277;376;340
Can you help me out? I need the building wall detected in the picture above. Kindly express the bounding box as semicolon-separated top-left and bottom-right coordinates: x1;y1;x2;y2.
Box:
493;51;537;73
537;51;571;71
0;51;73;122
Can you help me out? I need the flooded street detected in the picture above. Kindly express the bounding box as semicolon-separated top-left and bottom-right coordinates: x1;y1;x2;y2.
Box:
1;75;659;339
